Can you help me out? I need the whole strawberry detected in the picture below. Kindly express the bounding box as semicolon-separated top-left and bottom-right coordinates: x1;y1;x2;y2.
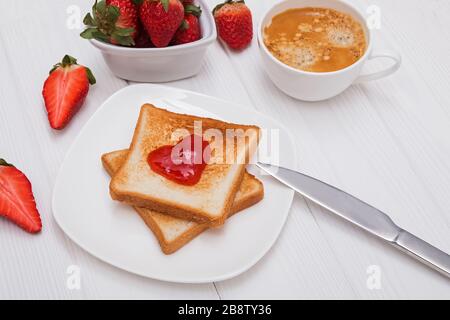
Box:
42;55;96;130
0;159;42;234
173;5;202;45
81;0;139;46
213;0;253;50
138;0;185;47
173;14;201;45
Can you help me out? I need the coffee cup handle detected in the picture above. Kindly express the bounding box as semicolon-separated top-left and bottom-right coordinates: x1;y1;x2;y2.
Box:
355;50;402;83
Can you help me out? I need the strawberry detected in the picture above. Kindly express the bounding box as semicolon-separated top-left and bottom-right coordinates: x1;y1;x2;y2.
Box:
81;0;139;46
173;5;202;45
138;0;185;47
42;55;96;130
173;14;201;45
213;0;253;50
135;28;154;48
0;159;42;234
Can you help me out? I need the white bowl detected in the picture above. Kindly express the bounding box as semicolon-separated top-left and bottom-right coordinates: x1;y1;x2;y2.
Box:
89;0;217;83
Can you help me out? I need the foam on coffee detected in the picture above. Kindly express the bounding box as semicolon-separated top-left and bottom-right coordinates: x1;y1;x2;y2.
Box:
327;27;355;46
264;7;367;73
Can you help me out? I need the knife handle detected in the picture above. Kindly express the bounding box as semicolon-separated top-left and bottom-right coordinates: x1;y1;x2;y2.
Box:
393;229;450;278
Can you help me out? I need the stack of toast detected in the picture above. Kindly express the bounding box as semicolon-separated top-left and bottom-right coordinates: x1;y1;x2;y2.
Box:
102;104;264;254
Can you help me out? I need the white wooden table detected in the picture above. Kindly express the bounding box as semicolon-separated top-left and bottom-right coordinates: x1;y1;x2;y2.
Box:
1;0;450;299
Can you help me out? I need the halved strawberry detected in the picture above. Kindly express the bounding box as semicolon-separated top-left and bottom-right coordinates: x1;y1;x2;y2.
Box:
42;55;96;130
0;159;42;234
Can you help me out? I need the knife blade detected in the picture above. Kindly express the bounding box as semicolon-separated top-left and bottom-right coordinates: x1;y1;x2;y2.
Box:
257;162;450;279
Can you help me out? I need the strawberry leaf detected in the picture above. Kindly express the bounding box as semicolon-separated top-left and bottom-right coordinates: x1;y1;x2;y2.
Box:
96;0;107;12
181;19;189;30
115;27;135;36
83;13;96;26
92;0;99;13
111;33;135;46
161;0;169;12
50;55;78;73
62;55;77;66
85;68;97;85
92;30;110;42
185;4;202;17
0;159;14;167
107;4;120;21
80;28;98;39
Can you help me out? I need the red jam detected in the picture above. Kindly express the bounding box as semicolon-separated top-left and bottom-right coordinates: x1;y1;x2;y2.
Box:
148;134;211;186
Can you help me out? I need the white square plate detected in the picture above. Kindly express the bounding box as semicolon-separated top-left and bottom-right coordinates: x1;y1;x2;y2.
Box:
52;84;296;283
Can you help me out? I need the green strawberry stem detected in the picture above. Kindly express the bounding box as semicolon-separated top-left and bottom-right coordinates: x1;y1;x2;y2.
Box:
50;55;96;85
161;0;170;12
0;159;14;167
61;55;78;67
85;68;97;85
185;4;202;17
80;0;137;46
180;19;189;30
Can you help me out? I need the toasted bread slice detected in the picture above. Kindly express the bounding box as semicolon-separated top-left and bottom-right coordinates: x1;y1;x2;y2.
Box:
110;104;260;227
103;150;264;254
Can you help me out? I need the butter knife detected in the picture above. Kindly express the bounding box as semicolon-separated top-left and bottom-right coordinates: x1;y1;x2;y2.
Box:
258;163;450;279
163;98;450;278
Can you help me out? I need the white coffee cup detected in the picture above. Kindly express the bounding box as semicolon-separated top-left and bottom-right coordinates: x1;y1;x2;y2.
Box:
258;0;402;101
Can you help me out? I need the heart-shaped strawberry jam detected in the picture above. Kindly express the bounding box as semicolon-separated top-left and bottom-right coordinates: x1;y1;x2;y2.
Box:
148;134;211;186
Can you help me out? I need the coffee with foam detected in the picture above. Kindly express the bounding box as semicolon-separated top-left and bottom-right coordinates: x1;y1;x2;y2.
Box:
264;7;367;73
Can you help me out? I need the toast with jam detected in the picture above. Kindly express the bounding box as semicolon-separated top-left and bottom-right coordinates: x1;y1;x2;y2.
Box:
102;149;264;254
109;104;261;227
